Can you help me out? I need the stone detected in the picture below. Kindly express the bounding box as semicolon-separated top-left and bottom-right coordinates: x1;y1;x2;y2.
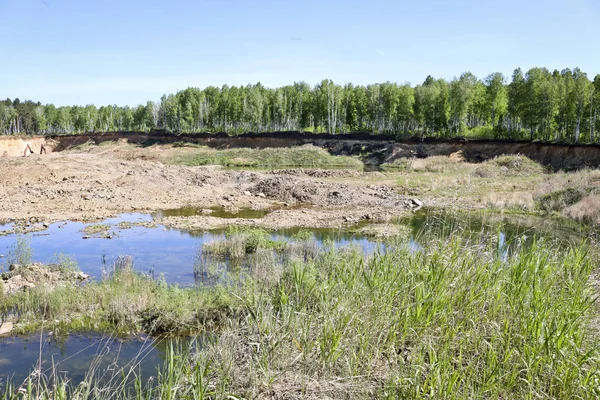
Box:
8;264;20;271
256;192;266;198
0;322;13;336
243;191;252;196
76;272;90;281
411;198;423;207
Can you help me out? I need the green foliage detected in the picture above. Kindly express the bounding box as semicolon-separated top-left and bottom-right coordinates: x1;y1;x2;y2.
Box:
53;253;80;273
2;67;598;143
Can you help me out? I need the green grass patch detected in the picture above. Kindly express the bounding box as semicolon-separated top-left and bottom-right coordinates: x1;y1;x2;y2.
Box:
169;144;364;169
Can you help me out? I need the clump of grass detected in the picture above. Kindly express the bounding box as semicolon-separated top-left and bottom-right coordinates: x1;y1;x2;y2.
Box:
202;227;285;261
170;144;364;170
352;223;412;241
534;187;585;212
0;259;237;336
473;154;545;178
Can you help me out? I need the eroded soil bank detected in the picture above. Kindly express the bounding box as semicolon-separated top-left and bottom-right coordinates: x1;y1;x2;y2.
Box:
4;132;600;169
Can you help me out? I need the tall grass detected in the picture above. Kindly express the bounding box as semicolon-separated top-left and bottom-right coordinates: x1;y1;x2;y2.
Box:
2;233;598;399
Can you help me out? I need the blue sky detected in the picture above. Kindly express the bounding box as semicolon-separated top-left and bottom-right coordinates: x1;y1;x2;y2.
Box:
1;0;599;106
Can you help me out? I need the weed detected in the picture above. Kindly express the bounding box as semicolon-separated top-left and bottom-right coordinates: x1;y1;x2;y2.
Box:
5;235;32;267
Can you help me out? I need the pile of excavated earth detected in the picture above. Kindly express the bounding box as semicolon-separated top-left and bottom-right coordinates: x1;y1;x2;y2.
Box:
0;148;420;230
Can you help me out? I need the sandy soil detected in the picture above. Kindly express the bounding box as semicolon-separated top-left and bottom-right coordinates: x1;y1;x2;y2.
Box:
0;145;414;229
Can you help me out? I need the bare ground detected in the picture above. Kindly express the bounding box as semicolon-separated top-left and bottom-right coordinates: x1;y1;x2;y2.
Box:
0;144;414;229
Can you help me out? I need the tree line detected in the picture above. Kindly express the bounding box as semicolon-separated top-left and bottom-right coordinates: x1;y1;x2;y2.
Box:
2;67;600;143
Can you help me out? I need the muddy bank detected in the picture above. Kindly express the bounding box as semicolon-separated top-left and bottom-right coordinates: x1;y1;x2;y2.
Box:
156;206;405;231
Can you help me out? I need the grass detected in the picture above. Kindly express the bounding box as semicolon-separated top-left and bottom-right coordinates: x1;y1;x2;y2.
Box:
472;154;546;178
1;231;599;398
168;144;364;169
0;263;238;336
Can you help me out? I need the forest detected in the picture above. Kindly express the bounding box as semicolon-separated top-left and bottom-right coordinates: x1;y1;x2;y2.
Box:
2;67;600;143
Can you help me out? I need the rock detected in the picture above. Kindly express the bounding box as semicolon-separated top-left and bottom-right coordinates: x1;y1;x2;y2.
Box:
411;198;423;207
42;222;49;228
76;272;90;281
127;171;134;176
0;322;13;336
256;192;266;198
243;191;252;196
9;264;20;271
82;235;90;239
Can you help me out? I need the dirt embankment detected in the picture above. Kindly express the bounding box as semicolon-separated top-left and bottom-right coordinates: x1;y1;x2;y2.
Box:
4;132;600;170
50;133;600;170
0;136;54;157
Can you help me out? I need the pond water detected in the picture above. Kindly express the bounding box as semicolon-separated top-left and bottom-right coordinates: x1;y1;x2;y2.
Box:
0;333;196;390
0;212;380;285
0;208;593;391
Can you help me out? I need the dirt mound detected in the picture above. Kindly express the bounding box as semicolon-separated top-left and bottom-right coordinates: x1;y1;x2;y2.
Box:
1;263;89;296
250;176;404;207
272;168;364;178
